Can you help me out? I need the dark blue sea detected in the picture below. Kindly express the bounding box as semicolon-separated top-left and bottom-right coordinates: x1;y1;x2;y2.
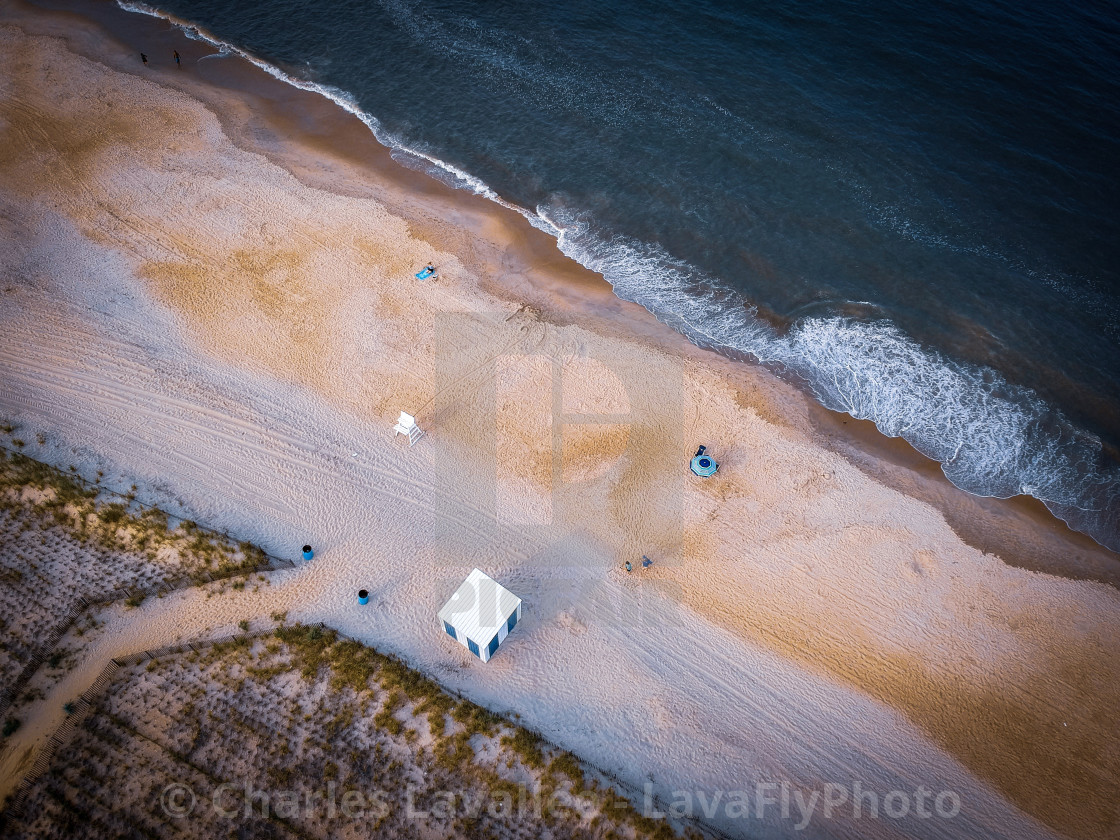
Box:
122;0;1120;551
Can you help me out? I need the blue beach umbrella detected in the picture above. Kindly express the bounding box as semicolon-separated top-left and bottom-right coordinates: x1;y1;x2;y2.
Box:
690;445;718;477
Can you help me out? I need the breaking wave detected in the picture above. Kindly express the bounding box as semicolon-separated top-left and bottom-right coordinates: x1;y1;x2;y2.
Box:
546;209;1120;551
118;1;1120;552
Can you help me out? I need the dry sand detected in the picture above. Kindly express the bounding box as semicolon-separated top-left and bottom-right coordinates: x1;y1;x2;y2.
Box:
0;2;1117;839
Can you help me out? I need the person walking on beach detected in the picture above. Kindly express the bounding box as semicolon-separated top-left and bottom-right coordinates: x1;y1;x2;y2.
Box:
173;50;181;67
140;52;148;65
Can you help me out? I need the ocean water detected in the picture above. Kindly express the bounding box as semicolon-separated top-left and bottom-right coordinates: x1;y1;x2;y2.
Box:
120;0;1120;551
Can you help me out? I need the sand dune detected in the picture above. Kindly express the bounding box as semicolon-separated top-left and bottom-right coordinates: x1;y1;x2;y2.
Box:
0;7;1117;839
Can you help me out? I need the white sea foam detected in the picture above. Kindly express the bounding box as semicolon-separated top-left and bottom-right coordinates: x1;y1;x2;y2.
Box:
116;1;525;213
546;206;1119;549
116;1;1120;551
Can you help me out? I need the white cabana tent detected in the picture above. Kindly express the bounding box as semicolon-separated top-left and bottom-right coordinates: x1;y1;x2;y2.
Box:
438;568;522;663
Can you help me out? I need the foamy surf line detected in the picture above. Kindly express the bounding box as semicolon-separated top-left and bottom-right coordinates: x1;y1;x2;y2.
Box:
547;213;1120;552
114;0;557;233
115;1;1119;553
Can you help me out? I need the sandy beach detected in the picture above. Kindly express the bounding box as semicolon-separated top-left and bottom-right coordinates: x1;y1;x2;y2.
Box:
1;1;1118;838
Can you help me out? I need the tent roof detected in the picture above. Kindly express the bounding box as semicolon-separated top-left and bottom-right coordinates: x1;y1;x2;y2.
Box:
438;568;521;643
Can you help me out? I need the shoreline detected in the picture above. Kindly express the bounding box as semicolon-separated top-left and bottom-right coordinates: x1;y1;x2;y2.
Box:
35;0;1118;585
2;2;1119;838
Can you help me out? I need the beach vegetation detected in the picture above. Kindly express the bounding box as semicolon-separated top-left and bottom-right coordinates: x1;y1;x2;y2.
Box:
501;728;545;769
0;450;285;693
549;752;584;787
373;690;406;735
3;611;706;840
452;698;502;737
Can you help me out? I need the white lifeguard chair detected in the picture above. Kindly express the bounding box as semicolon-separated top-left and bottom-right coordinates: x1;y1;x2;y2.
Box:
394;411;424;446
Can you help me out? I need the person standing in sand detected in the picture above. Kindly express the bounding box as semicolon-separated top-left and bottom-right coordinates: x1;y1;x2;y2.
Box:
173;50;181;68
140;52;147;65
